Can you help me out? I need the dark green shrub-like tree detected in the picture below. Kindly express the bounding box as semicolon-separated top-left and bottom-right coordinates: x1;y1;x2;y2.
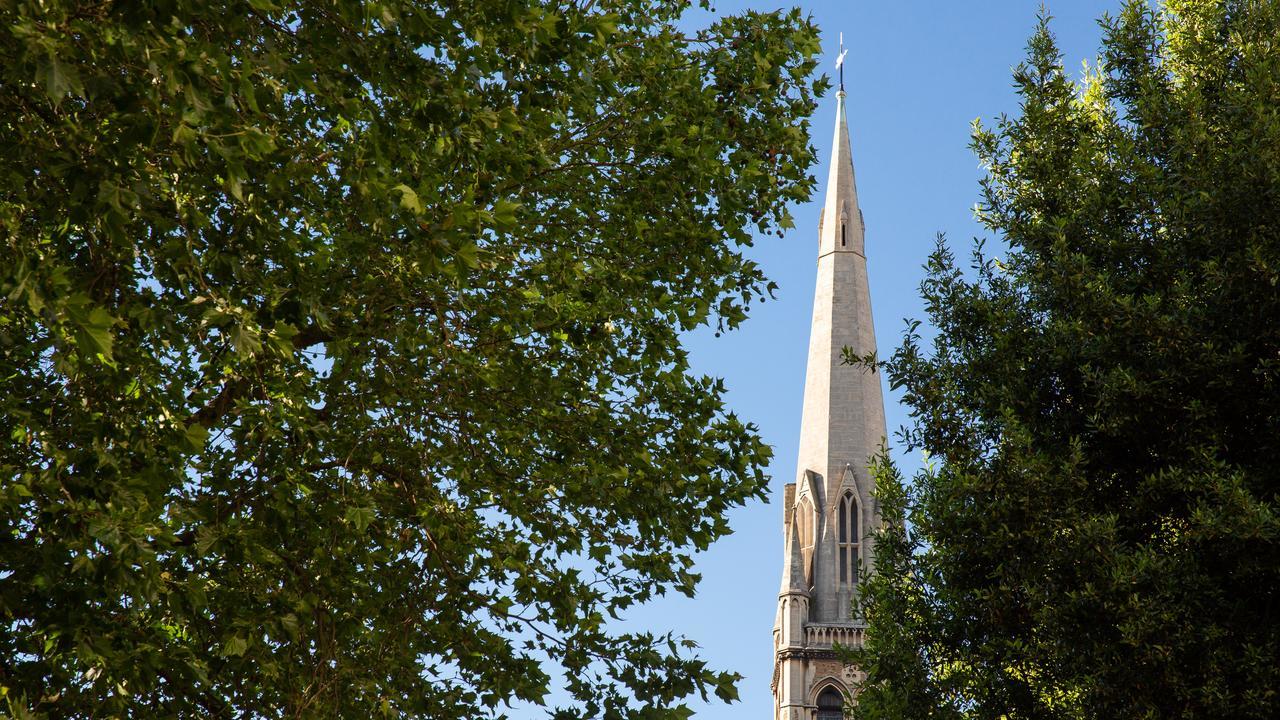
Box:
853;3;1280;719
0;1;823;717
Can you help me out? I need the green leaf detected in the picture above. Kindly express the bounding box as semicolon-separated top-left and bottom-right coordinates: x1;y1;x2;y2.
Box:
222;636;248;658
229;323;263;357
183;423;209;452
269;322;299;355
454;242;479;269
345;506;375;532
38;53;83;104
279;613;300;641
70;303;118;366
492;199;520;229
393;184;423;214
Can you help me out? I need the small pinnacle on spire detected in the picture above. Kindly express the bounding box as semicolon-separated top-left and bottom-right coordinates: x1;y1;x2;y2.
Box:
780;517;808;594
835;32;848;93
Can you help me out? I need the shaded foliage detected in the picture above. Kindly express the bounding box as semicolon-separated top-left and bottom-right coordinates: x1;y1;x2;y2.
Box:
853;3;1280;719
0;1;824;717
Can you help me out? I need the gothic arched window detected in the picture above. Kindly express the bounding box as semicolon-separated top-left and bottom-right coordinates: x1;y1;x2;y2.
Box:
838;491;859;585
817;687;845;720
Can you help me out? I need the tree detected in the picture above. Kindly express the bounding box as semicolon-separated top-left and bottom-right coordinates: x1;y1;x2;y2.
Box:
0;1;824;716
853;3;1280;719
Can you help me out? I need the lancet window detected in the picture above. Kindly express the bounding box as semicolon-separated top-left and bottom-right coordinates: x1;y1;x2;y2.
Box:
817;687;845;720
837;490;860;585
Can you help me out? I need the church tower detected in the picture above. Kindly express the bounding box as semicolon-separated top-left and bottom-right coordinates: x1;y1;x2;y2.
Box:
771;44;887;720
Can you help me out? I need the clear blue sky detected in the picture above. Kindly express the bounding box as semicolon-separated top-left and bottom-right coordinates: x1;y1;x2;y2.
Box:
619;1;1117;718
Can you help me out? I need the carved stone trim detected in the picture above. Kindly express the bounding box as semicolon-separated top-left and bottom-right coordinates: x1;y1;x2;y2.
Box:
775;647;842;662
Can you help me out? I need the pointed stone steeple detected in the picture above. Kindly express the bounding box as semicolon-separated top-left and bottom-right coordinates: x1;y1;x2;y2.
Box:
817;90;864;257
779;514;808;596
772;46;888;720
794;84;885;622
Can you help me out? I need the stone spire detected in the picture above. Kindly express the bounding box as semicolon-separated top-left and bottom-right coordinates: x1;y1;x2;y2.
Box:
772;49;889;720
779;512;808;596
792;84;886;622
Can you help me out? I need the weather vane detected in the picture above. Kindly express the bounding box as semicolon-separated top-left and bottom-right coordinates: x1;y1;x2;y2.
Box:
835;32;848;92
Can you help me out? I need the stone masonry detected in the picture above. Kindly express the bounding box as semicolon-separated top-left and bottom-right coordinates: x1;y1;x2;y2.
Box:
771;84;887;720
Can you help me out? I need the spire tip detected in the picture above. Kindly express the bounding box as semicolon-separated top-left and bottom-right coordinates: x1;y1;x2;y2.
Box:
834;31;847;92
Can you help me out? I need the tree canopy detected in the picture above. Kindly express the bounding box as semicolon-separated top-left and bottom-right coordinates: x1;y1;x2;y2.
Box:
853;2;1280;718
0;1;823;717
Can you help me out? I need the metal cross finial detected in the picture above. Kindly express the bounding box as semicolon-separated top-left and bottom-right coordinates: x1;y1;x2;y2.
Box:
835;32;848;92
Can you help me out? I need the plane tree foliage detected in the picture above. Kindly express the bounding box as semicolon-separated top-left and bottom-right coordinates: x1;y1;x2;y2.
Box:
0;1;824;717
852;3;1280;719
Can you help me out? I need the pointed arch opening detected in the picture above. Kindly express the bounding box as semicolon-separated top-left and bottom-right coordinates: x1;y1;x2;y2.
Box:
838;490;860;586
817;686;846;720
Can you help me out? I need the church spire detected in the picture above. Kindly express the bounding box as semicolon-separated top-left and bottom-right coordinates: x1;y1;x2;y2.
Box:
817;84;862;257
772;40;889;716
791;53;885;621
